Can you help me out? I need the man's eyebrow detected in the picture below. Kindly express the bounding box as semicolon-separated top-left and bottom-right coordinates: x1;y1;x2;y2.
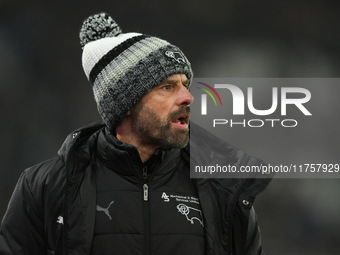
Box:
160;78;189;85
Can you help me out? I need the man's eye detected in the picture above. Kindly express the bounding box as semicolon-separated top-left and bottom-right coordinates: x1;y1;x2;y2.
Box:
162;85;171;90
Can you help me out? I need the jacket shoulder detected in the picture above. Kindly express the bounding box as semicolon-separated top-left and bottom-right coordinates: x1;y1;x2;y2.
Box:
22;156;67;210
22;121;106;201
57;120;106;160
24;156;65;184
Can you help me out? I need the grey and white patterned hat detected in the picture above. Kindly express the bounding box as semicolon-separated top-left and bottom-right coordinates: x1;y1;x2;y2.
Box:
80;13;193;131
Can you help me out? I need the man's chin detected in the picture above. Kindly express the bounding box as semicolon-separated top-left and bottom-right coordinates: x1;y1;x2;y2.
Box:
160;131;189;150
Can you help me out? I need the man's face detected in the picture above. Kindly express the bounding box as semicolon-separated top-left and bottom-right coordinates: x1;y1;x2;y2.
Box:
130;74;193;150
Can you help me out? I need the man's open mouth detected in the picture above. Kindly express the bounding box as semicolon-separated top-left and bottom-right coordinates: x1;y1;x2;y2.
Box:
171;114;189;128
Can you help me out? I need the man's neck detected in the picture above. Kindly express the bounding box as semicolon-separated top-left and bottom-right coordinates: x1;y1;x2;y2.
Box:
116;131;158;163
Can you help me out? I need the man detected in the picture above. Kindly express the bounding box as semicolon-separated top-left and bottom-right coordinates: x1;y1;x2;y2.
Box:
0;13;272;254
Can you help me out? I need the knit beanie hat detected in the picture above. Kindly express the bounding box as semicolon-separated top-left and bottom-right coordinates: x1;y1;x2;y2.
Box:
79;13;193;131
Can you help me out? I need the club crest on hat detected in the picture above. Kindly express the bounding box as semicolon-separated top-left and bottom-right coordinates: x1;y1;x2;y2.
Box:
165;50;186;64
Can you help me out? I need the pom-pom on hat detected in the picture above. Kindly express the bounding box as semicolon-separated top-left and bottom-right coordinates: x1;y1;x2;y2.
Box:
80;12;193;131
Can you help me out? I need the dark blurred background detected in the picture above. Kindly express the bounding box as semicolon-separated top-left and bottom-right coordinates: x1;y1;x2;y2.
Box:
1;1;340;254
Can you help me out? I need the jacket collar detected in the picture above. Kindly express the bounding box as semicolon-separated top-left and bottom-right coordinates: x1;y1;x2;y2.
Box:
95;127;181;181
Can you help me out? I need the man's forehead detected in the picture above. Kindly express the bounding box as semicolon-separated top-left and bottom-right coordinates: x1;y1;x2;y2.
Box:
159;74;189;84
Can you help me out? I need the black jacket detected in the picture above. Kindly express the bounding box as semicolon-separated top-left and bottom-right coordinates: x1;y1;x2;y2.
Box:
0;121;273;255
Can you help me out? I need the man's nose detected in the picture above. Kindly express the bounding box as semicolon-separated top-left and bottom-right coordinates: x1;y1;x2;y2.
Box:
177;86;194;106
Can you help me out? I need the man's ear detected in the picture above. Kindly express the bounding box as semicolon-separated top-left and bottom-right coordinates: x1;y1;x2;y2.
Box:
126;110;131;116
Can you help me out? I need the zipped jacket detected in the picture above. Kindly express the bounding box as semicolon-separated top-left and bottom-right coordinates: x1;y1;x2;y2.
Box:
0;121;273;255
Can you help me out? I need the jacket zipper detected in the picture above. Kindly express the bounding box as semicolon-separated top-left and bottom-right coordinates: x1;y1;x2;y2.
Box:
142;166;148;180
143;183;148;201
142;166;150;255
